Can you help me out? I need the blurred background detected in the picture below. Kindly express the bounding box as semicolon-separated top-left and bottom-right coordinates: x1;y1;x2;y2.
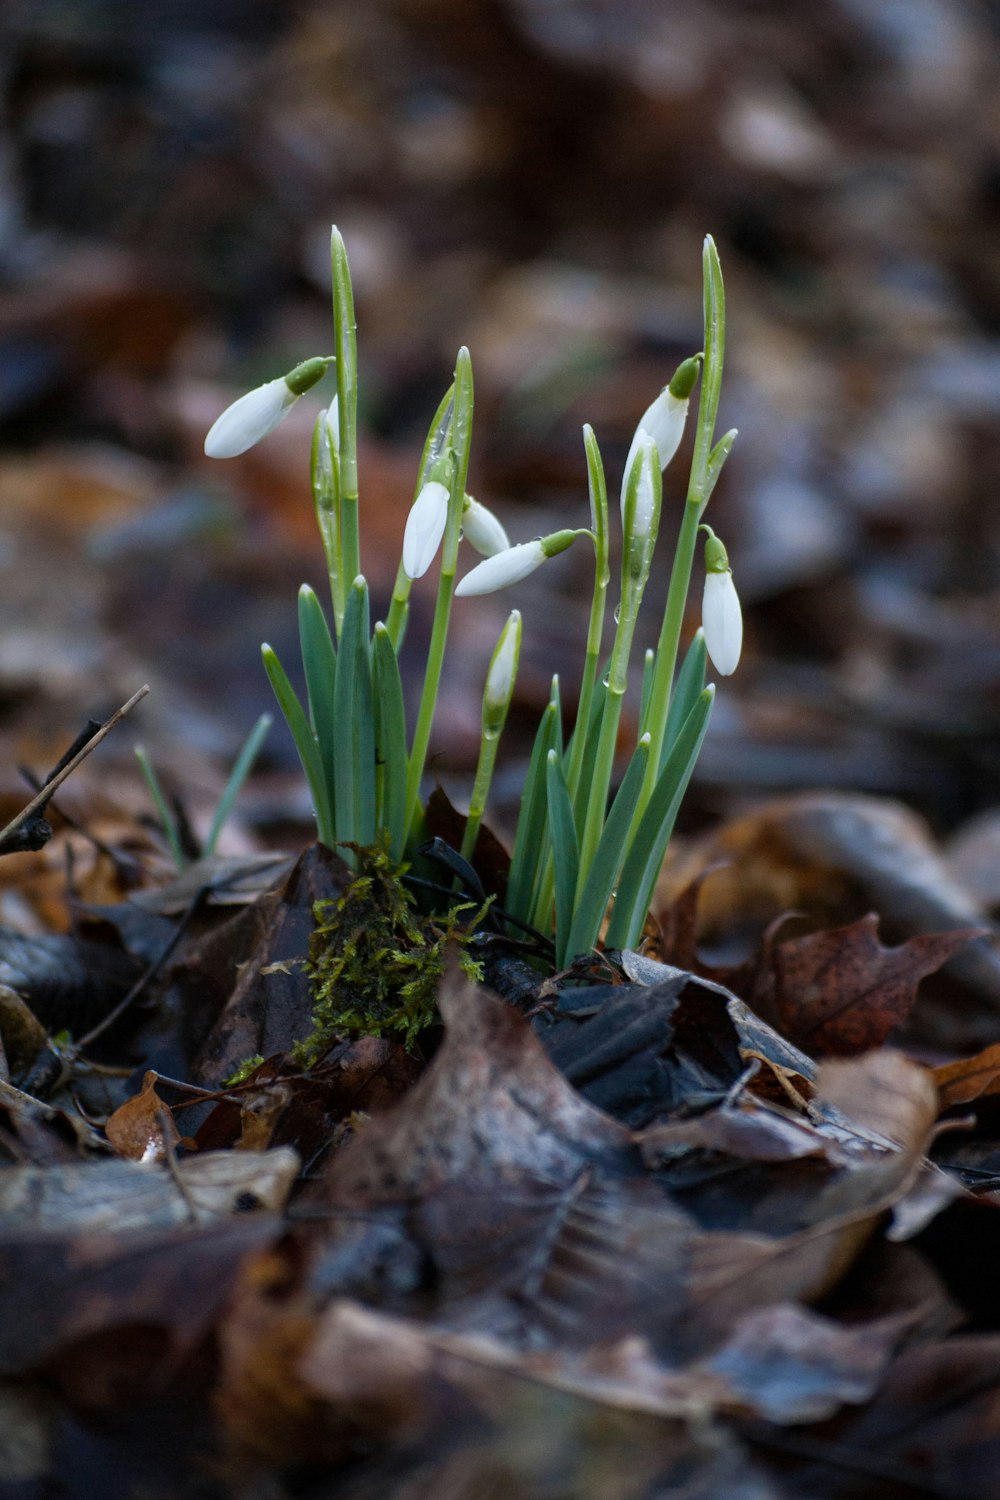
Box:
1;0;998;868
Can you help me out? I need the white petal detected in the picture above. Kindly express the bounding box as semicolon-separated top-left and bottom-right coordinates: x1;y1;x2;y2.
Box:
462;498;510;558
702;570;743;676
621;389;688;513
204;378;297;458
402;480;450;579
455;540;546;596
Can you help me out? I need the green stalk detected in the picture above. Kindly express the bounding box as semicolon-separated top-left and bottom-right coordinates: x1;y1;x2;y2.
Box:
404;349;474;834
574;439;660;903
566;425;609;807
637;237;725;814
311;410;344;635
331;228;360;590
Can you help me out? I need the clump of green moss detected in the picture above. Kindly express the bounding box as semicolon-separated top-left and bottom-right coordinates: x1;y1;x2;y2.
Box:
222;1054;265;1088
292;842;486;1064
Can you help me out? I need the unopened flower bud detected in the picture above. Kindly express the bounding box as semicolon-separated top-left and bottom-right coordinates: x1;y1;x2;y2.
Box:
455;529;582;597
483;610;521;735
205;357;331;459
620;377;692;515
462;497;510;557
402;480;450;579
701;527;742;676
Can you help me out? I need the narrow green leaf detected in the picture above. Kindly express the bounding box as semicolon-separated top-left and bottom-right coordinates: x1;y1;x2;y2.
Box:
605;686;714;952
203;713;272;857
372;623;408;861
546;749;579;968
297;585;338;821
506;680;560;924
570;666;609;839
261;644;333;846
566;734;649;961
134;745;186;869
658;628;706;774
333;577;376;851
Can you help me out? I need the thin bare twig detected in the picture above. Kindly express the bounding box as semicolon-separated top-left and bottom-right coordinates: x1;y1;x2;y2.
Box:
0;684;150;851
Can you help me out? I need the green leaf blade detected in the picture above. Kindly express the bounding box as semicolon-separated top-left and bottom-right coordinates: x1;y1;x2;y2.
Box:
333;577;376;850
372;623;409;861
546;749;579;968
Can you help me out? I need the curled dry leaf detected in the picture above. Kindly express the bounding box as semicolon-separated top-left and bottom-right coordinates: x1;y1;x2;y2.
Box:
105;1070;181;1163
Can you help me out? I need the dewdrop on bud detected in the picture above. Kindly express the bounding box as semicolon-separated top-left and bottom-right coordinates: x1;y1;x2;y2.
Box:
701;526;742;677
204;356;330;459
620;355;700;516
483;610;521;734
455;529;580;597
462;496;510;558
402;480;450;579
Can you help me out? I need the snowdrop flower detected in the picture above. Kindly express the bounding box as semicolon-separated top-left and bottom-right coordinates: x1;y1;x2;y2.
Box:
620;355;701;517
205;356;330;459
455;529;583;597
462;496;510;558
483;610;521;732
402;480;450;579
701;526;742;676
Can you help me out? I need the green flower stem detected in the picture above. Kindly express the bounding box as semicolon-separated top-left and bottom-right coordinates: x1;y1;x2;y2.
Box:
527;427;609;935
573;599;639;905
460;732;499;863
566;425;609;808
331;229;360;589
311;413;345;633
404;348;474;835
386;559;412;650
637;236;725;817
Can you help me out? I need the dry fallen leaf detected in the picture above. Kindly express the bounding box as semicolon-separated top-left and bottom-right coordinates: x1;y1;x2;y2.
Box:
105;1070;181;1163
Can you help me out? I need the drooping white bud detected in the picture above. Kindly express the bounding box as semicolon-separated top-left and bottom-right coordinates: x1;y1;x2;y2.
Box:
456;529;583;596
620;388;690;517
462;497;510;558
702;568;742;676
205;356;330;459
205;378;299;458
402;480;450;579
455;539;547;596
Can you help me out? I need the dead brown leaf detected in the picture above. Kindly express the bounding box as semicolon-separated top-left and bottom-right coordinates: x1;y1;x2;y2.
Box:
762;915;985;1057
934;1042;1000;1108
105;1070;181;1163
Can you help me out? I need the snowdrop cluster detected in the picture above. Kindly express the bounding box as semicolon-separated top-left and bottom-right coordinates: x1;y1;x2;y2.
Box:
204;229;740;961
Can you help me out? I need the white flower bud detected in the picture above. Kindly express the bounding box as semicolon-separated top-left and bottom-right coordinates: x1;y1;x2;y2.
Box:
621;388;689;516
702;568;743;676
462;497;510;558
402;480;450;579
204;378;299;458
484;610;521;725
455;539;547;596
630;435;657;543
